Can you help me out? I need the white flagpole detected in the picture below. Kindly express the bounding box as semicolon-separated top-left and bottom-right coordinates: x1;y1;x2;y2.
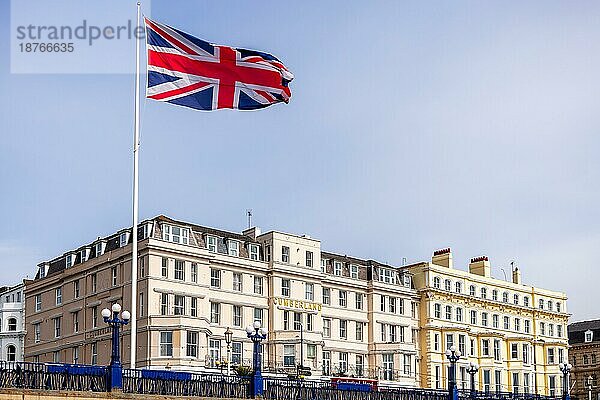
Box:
129;1;141;369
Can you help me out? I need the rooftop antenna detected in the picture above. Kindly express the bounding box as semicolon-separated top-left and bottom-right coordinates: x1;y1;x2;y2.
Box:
246;209;253;228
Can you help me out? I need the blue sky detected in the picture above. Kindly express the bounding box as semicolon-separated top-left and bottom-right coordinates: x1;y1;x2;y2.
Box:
1;1;599;320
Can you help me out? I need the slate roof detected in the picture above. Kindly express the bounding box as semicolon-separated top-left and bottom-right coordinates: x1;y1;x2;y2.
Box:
568;319;600;344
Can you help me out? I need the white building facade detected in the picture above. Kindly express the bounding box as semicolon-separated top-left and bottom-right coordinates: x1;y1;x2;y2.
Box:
0;283;26;362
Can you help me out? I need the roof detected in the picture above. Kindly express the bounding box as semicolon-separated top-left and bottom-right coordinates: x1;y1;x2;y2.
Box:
568;319;600;345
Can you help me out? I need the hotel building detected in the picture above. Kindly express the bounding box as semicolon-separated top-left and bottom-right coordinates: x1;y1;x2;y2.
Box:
0;283;26;362
24;215;419;385
568;320;600;400
404;249;569;396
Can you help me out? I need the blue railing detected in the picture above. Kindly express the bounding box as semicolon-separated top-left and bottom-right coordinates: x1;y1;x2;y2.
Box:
122;368;250;397
0;361;108;392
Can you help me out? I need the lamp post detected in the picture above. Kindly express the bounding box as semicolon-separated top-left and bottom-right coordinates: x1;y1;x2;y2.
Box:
559;362;573;400
296;322;304;377
101;303;130;391
466;362;479;400
246;321;267;397
587;376;593;400
224;327;233;377
445;346;462;400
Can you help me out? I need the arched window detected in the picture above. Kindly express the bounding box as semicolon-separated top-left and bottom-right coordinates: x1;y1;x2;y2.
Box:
7;318;17;332
469;285;476;296
502;292;509;303
6;345;16;361
444;279;451;291
455;282;462;293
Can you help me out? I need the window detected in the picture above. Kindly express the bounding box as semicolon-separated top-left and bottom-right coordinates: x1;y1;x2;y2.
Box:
266;245;271;262
379;268;394;283
398;298;404;314
190;263;197;283
445;279;451;291
306;251;313;267
92;306;98;328
585;330;594;342
504;316;510;330
470;310;477;325
323;288;330;305
556;302;562;313
548;348;555;364
524;296;530;307
524;320;531;333
334;261;342;276
6;345;16;362
210;269;221;288
284;344;295;367
254;308;263;325
511;343;519;359
435;366;441;389
524;373;530;394
433;277;441;289
190;297;197;317
323;319;331;337
557;325;563;338
186;331;198;357
338;352;348;374
548;300;553;311
350;264;358;279
482;312;488;327
208;339;220;367
356;355;364;376
338;290;347;307
514;294;519;305
515;318;521;332
91;342;98;365
470;339;475;356
210;302;220;324
160;293;169;315
249;244;259;261
321;258;326;273
523;344;529;364
493;339;501;361
163;225;189;244
540;322;546;336
207;236;217;252
282;246;290;263
305;283;314;301
281;279;290;297
492;290;498;301
549;376;556;396
539;299;544;309
339;320;347;339
160;332;173;356
161;258;168;278
283;311;289;330
74;280;80;298
232;305;242;327
72;312;79;333
455;282;462;293
355;293;363;310
482;339;490;356
459;335;466;355
322;351;331;375
356;322;363;341
233;272;243;291
174;259;185;280
381;323;387;342
293;312;302;330
456;307;463;322
54;317;62;338
35;294;41;312
56;288;62;305
443;305;451;320
513;372;520;394
72;346;79;364
119;232;129;247
95;242;105;257
254;276;263;294
434;303;441;318
434;333;440;351
228;240;239;257
232;342;242;365
502;292;508;303
383;353;394;380
34;323;40;343
549;324;554;337
112;266;117;286
390;325;397;342
53;351;60;363
495;370;502;393
446;334;454;350
389;297;397;313
481;287;487;299
306;313;313;331
469;285;476;296
66;254;74;268
493;314;499;328
174;295;185;315
381;295;386;312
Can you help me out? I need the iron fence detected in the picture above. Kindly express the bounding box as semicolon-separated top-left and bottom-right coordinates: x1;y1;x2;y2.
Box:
0;361;108;392
122;368;250;397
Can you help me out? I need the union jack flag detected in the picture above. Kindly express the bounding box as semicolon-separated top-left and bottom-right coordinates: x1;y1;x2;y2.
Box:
144;17;294;111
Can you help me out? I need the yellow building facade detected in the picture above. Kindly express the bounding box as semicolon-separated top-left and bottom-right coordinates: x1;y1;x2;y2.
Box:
405;249;569;396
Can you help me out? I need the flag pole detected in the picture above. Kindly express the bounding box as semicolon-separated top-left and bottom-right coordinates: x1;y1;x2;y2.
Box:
129;0;141;369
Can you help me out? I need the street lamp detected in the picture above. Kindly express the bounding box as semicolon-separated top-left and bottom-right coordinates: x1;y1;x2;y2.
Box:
246;321;267;397
559;362;573;400
466;362;479;399
224;327;233;377
102;303;130;390
445;346;462;400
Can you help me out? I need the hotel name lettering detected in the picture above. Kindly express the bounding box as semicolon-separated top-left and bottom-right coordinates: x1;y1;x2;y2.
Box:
273;297;322;312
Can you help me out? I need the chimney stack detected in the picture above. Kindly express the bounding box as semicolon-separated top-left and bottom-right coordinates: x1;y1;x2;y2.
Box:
242;227;261;240
512;267;522;285
432;248;453;268
469;256;491;277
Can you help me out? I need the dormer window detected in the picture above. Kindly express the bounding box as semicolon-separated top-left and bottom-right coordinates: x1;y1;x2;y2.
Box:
228;240;239;257
433;277;441;289
585;330;594;343
404;275;412;287
65;254;74;268
379;268;394;284
162;224;189;245
95;242;105;257
119;232;130;248
249;244;259;260
206;236;217;252
38;264;47;279
321;258;326;273
79;249;89;263
350;264;358;279
334;261;342;276
140;222;152;239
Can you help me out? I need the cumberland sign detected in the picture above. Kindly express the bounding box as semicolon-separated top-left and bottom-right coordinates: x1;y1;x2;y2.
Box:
273;297;322;313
